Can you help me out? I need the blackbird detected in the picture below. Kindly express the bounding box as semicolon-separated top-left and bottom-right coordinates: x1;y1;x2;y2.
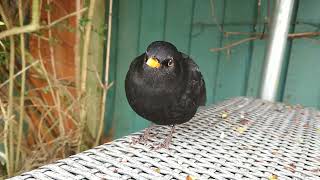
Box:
125;41;206;149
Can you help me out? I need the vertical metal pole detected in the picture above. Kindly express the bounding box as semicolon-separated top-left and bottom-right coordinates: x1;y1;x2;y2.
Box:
260;0;295;101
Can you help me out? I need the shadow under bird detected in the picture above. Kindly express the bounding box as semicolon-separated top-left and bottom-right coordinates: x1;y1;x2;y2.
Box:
125;41;206;149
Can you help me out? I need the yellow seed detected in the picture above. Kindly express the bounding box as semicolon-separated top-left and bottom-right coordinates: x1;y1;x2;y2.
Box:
221;112;228;119
269;174;278;180
235;126;247;134
186;175;196;180
154;168;160;173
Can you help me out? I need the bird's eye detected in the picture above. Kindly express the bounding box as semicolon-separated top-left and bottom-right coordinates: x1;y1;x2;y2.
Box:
167;59;174;67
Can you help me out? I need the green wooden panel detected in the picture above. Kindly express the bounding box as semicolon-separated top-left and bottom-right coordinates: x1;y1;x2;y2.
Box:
164;0;194;53
223;0;256;23
246;40;265;97
283;38;320;108
283;0;320;108
112;0;142;139
246;0;272;97
215;0;255;102
106;0;320;139
189;0;224;104
138;0;166;52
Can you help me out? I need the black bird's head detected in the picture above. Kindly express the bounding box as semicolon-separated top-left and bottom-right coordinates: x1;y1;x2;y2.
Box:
133;41;184;100
143;41;182;72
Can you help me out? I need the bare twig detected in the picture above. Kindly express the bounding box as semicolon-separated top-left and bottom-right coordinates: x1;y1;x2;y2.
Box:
210;31;320;52
287;31;320;38
224;31;320;38
0;24;39;40
41;7;87;29
0;6;87;40
0;0;40;40
224;31;262;36
0;61;40;89
93;66;104;88
210;36;260;52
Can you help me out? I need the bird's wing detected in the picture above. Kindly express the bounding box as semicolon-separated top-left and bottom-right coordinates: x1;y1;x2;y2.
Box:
181;53;206;106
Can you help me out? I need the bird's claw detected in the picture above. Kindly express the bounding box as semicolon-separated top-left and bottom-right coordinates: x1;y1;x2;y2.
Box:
130;125;154;145
151;138;172;150
130;135;148;145
151;125;175;150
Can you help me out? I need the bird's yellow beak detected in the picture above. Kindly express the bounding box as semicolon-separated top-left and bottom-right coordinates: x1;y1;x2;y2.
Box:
146;57;160;68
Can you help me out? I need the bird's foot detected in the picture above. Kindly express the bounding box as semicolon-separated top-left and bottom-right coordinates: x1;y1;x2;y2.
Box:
130;125;153;145
152;125;175;150
131;135;148;145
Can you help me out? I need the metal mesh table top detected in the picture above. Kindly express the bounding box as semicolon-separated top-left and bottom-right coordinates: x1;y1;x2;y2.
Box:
10;97;320;180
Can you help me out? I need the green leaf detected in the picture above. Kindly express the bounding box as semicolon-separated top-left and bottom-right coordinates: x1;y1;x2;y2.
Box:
79;17;90;27
42;86;50;94
44;3;52;12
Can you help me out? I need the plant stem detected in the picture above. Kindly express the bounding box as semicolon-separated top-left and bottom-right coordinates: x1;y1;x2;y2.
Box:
0;3;16;175
78;0;96;152
7;35;15;177
74;0;82;136
75;0;82;98
15;0;26;170
95;0;113;146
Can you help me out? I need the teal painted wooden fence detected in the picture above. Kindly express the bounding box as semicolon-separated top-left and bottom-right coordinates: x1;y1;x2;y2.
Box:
104;0;320;139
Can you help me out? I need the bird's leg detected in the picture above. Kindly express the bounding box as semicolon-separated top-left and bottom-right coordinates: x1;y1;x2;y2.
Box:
131;123;154;144
152;125;175;150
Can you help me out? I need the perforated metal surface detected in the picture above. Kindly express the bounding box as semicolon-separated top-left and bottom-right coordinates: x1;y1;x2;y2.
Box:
10;97;320;180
